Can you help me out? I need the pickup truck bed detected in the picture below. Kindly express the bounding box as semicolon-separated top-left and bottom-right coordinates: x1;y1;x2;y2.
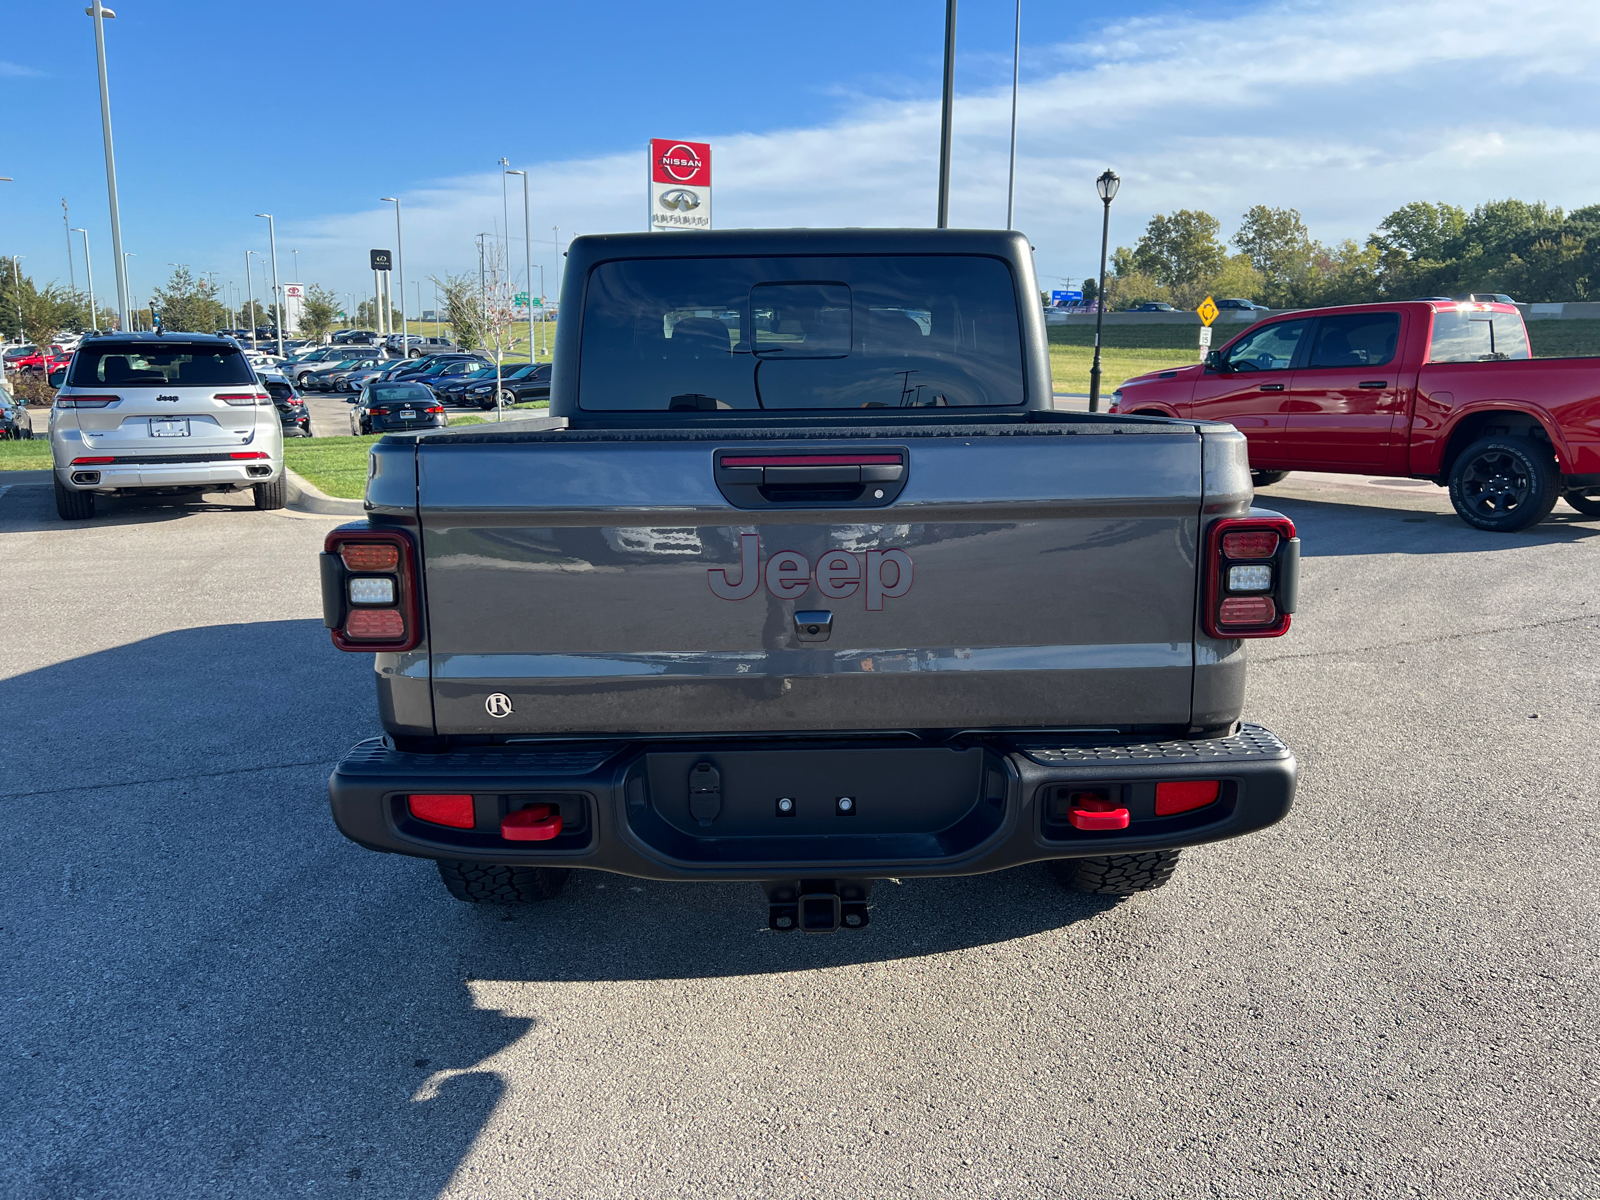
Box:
320;229;1300;930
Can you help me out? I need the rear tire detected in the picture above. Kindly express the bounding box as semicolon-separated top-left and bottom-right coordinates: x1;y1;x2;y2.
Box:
253;475;287;510
1448;436;1560;532
1563;489;1600;517
436;860;570;904
54;478;95;521
1048;850;1181;895
1251;470;1289;488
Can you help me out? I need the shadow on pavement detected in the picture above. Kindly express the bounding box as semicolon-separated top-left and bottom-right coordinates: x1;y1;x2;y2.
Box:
1265;493;1600;556
0;478;260;534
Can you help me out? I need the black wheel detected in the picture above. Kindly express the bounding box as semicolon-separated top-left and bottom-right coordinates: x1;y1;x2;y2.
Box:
1447;436;1560;532
436;860;570;903
54;478;95;521
1047;850;1182;895
1563;489;1600;517
1251;470;1289;488
253;475;287;510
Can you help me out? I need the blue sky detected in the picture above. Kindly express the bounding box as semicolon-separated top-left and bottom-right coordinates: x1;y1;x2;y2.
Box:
3;0;1600;312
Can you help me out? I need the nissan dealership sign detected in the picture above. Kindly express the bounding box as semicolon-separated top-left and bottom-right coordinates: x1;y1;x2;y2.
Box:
649;138;712;231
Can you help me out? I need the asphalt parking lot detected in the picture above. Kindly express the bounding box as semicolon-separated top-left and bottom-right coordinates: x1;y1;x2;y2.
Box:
1;475;1597;1199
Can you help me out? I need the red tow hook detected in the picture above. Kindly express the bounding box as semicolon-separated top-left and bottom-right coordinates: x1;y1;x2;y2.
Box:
501;804;563;841
1066;794;1130;831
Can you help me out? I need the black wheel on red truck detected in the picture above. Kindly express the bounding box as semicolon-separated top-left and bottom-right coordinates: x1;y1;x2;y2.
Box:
1251;470;1289;488
436;861;570;904
1563;489;1600;517
1447;436;1560;532
1047;850;1181;895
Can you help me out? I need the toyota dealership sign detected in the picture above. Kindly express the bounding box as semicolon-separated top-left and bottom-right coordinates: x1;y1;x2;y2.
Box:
649;138;712;231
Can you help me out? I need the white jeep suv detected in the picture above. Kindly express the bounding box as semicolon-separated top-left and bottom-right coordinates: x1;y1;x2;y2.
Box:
49;332;285;520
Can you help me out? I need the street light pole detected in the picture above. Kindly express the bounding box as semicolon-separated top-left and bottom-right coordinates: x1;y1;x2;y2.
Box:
73;229;97;331
256;214;283;356
1006;0;1020;230
506;168;532;365
246;250;258;345
1088;168;1120;413
381;198;405;355
936;0;957;229
11;257;22;336
122;252;135;329
87;1;129;329
62;199;76;295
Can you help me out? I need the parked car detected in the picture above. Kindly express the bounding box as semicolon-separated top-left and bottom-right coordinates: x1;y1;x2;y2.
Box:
284;346;382;387
10;345;72;373
320;227;1300;922
1215;298;1268;311
49;332;285;520
308;357;382;391
386;334;457;358
349;381;447;435
262;373;312;437
1126;302;1178;313
0;389;33;439
1109;298;1600;531
460;362;550;409
1459;293;1517;305
382;351;489;382
335;361;396;393
333;329;382;345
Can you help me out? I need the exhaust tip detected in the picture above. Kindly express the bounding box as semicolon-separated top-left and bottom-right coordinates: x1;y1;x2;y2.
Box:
71;471;100;485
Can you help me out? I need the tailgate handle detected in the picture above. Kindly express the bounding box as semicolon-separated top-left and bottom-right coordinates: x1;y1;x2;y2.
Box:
714;451;907;509
1358;380;1389;389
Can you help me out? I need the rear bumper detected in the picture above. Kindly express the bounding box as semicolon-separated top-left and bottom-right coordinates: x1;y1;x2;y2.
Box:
327;724;1296;881
54;456;282;490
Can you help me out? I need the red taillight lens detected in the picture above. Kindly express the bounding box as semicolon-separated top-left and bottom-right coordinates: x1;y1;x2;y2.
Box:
344;608;405;639
408;794;475;829
367;407;389;416
217;392;270;406
71;456;116;465
1222;530;1279;559
229;452;270;460
1156;780;1221;816
340;543;400;571
426;406;443;413
1219;596;1277;625
58;395;119;409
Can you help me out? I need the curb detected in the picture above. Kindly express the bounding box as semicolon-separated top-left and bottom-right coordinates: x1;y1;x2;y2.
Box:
0;469;54;485
286;469;365;516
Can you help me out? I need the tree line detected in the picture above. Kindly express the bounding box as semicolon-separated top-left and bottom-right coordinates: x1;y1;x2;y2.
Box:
1092;198;1600;310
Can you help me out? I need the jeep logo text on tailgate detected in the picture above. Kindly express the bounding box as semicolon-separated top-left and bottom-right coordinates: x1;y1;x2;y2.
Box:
708;534;912;609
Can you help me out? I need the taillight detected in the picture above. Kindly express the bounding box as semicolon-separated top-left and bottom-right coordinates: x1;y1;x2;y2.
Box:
229;452;270;460
218;392;270;406
1155;780;1220;816
367;406;389;416
57;394;119;409
71;456;116;465
323;529;420;652
408;794;475;829
426;405;443;413
1204;515;1297;639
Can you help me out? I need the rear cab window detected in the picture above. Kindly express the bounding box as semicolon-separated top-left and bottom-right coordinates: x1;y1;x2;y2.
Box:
68;343;254;388
1307;312;1401;368
1428;305;1530;362
576;255;1026;411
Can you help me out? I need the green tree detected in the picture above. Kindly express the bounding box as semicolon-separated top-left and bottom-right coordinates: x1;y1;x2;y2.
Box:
299;284;340;342
149;265;225;333
354;297;402;331
1489;234;1592;301
1232;206;1321;307
432;271;483;349
1370;201;1467;262
1129;210;1227;290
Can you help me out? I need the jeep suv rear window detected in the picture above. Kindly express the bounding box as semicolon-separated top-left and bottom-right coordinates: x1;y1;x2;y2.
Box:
577;255;1025;410
68;343;254;388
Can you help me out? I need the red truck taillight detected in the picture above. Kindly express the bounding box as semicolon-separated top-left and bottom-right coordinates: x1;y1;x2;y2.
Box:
1203;515;1298;639
323;528;421;652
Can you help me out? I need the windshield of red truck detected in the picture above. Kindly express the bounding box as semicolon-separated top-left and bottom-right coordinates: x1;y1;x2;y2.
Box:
577;255;1025;410
1429;309;1531;362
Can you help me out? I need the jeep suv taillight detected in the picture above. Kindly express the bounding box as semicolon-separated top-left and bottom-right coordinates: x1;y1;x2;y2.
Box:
321;528;421;651
1204;515;1298;639
56;394;120;409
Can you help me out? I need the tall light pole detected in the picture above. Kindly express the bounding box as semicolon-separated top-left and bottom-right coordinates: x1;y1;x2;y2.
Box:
506;168;532;363
292;248;299;281
11;257;22;336
246;250;259;345
255;214;283;356
381;197;405;354
87;2;129;329
72;229;97;331
62;199;76;294
1088;168;1120;413
122;252;135;329
936;0;957;229
1006;0;1020;230
552;225;561;307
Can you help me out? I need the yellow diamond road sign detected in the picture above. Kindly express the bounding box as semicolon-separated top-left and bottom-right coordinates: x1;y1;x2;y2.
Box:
1197;296;1219;326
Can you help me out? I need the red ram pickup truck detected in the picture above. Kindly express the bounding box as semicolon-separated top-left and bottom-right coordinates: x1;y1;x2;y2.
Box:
1107;300;1600;531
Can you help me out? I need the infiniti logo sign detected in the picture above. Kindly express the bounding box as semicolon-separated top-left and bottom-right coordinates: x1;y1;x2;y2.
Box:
658;188;701;212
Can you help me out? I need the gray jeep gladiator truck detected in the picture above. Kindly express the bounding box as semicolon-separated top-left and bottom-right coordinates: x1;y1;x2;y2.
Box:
321;229;1299;931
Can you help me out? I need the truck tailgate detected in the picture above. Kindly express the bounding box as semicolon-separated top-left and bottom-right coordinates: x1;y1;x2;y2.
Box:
414;426;1202;736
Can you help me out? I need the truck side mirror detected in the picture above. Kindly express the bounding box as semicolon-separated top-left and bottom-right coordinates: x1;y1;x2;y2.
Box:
1203;349;1226;372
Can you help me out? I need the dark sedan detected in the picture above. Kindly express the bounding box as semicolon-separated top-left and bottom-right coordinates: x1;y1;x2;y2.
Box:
460;362;551;409
263;375;313;437
350;382;448;435
309;357;382;391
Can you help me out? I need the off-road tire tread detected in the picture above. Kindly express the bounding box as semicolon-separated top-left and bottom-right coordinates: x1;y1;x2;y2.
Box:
436;860;570;904
54;478;95;521
1448;436;1560;532
253;475;288;510
1048;850;1182;895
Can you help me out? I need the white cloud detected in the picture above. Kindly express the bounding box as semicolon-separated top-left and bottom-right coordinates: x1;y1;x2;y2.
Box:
289;0;1600;296
0;61;45;78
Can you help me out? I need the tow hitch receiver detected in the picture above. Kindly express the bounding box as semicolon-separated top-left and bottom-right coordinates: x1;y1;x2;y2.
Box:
765;879;873;933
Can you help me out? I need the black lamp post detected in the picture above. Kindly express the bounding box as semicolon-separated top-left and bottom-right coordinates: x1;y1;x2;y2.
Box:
1088;167;1120;412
